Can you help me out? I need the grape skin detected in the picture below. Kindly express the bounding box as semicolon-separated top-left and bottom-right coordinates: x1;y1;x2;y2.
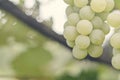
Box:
66;6;74;16
110;32;120;49
91;16;104;29
88;44;103;58
72;45;88;60
64;0;74;5
101;22;110;34
107;11;120;28
76;20;93;35
66;40;75;48
68;13;80;26
79;6;95;20
90;0;107;13
96;12;109;21
74;0;88;8
75;35;90;49
113;48;120;56
104;0;115;12
112;54;120;70
63;26;79;41
89;29;105;45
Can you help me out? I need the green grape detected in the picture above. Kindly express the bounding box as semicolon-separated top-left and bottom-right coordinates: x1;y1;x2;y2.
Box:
68;13;80;26
113;48;120;56
73;6;80;13
74;0;88;8
79;6;95;20
75;35;90;49
96;12;109;21
63;26;79;41
66;40;75;48
112;54;120;70
64;0;74;5
107;11;120;28
64;21;74;29
76;20;93;35
91;16;104;29
104;0;115;12
101;22;110;34
90;0;107;13
88;44;103;58
89;29;105;45
72;45;88;60
66;6;74;16
110;32;120;48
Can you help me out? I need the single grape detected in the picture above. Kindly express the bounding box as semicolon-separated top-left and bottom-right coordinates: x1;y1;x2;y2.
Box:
64;0;74;5
68;13;80;26
107;11;120;28
66;40;75;48
113;48;120;56
91;16;104;29
88;44;103;58
89;29;105;45
79;6;95;20
104;0;115;12
112;54;120;70
96;12;109;21
63;26;79;41
72;45;88;60
90;0;107;13
66;6;74;16
101;22;110;34
110;32;120;48
75;35;90;49
74;0;88;8
76;20;93;35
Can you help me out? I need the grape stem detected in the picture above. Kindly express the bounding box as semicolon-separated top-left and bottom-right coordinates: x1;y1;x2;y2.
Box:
0;0;114;69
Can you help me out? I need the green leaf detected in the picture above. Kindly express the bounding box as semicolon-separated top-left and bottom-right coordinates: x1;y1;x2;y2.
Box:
11;46;53;77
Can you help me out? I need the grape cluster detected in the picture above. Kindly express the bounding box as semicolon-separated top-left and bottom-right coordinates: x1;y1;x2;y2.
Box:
63;0;114;60
108;11;120;70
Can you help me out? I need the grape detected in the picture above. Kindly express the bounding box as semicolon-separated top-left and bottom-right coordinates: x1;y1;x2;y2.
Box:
90;0;107;13
66;40;75;48
72;45;88;59
75;35;90;49
113;48;120;56
64;0;74;5
68;13;80;26
101;22;110;34
91;16;104;29
88;44;103;58
96;12;109;21
104;0;115;12
89;29;105;45
76;20;93;35
110;32;120;48
107;11;120;28
74;0;88;8
63;26;79;41
79;6;95;20
64;21;74;28
112;54;120;70
73;6;80;13
66;6;74;16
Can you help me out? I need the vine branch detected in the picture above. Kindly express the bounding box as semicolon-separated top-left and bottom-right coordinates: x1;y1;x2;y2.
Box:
0;0;113;68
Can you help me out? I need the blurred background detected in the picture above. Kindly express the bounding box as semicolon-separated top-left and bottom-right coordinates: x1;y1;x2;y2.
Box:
0;0;119;80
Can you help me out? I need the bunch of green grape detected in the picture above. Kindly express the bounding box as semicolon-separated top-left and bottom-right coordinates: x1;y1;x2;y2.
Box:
107;11;120;70
63;0;115;60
